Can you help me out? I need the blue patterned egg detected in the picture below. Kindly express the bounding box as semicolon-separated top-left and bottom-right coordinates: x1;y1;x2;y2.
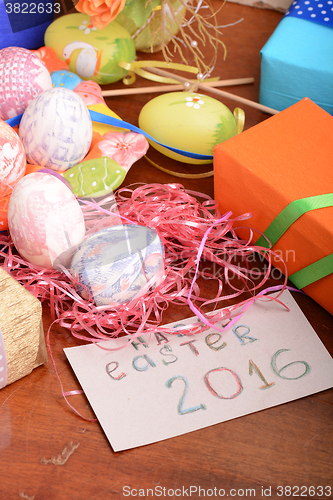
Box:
70;224;164;306
51;69;82;90
19;87;92;172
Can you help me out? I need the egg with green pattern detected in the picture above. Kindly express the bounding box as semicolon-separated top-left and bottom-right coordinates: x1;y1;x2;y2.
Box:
138;92;244;164
63;156;126;198
44;13;136;85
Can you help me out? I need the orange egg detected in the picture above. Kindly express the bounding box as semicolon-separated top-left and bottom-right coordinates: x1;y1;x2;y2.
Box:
0;193;10;231
0;120;26;197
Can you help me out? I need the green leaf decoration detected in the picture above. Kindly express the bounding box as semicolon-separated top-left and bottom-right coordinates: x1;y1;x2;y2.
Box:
168;100;196;107
98;37;135;84
211;114;238;148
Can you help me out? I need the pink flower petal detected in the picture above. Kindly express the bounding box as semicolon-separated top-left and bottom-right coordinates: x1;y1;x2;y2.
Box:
99;132;149;170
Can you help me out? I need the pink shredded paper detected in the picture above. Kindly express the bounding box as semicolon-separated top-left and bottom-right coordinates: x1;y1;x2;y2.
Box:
0;183;288;342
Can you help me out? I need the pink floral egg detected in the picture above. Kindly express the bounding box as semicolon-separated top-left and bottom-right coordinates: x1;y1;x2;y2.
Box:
8;172;86;269
0;119;26;197
0;47;52;121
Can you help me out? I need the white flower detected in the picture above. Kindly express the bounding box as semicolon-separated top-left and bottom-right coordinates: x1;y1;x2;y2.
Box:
79;20;98;35
185;95;204;109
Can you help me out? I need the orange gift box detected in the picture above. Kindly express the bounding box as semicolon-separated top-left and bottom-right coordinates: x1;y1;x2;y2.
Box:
213;98;333;316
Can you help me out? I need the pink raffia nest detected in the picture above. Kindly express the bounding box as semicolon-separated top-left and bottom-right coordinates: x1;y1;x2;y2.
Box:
0;183;288;343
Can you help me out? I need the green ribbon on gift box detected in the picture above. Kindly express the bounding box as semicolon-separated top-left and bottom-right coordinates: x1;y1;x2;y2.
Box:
255;193;333;289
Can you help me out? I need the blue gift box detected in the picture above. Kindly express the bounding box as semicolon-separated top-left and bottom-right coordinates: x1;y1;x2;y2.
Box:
259;0;333;114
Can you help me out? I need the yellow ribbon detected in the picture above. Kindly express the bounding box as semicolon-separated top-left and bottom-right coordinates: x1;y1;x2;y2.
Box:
233;108;245;134
145;155;214;178
119;60;201;85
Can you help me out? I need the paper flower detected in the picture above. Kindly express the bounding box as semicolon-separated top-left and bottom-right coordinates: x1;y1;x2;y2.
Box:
99;132;149;171
75;0;127;30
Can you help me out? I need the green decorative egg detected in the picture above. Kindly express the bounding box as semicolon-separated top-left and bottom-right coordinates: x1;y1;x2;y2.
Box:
138;92;244;164
44;13;136;85
117;0;187;53
63;157;126;198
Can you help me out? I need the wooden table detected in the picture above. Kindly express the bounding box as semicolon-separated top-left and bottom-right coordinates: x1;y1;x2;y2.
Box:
1;2;332;499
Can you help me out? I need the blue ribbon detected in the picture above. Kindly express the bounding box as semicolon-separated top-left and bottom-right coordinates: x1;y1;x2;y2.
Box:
6;110;214;162
285;0;333;28
5;115;22;127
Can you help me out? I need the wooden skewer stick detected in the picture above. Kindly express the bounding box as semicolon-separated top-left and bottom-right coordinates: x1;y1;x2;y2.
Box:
101;77;255;97
146;67;279;115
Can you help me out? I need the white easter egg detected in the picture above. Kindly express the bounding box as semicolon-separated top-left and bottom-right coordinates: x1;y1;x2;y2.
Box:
0;47;52;121
19;87;92;172
8;172;86;269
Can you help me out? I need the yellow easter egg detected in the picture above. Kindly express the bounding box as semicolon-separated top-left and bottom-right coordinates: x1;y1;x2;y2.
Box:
44;13;136;85
138;92;244;164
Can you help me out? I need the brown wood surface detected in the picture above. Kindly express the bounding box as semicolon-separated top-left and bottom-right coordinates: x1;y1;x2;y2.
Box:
1;2;332;499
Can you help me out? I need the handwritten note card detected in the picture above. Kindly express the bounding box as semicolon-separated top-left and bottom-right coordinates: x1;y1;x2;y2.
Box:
64;291;333;451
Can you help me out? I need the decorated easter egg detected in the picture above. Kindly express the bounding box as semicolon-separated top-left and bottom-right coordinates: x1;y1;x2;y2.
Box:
138;91;244;164
0;47;52;120
0;193;10;231
71;225;164;306
63;156;126;198
51;69;105;106
8;172;86;269
0;120;26;197
44;13;136;85
51;69;82;91
19;87;92;172
74;80;105;106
